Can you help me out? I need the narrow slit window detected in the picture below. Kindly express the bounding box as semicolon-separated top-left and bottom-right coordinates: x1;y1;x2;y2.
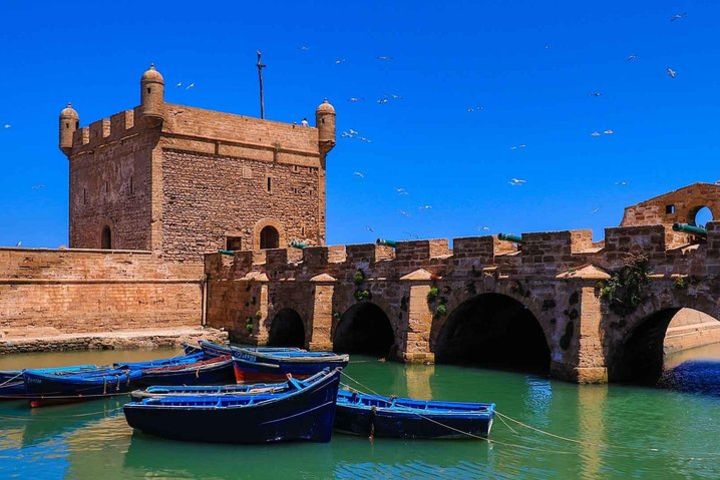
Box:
266;177;272;193
666;204;676;214
83;188;87;205
129;176;134;195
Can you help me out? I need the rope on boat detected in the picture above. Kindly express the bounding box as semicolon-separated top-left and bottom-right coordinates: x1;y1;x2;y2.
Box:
0;372;23;388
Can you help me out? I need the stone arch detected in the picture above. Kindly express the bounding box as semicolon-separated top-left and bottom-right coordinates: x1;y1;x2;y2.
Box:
689;205;713;228
434;292;551;373
605;293;720;384
333;302;396;357
101;225;112;249
252;218;286;251
267;308;306;348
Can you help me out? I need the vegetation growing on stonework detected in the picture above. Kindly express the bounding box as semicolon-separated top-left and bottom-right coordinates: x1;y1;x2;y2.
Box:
353;268;371;302
673;277;688;290
434;303;448;318
426;286;440;302
599;254;651;316
245;316;254;333
426;284;448;318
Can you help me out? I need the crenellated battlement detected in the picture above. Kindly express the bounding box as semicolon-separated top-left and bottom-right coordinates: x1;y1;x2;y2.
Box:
206;222;718;285
68;108;144;154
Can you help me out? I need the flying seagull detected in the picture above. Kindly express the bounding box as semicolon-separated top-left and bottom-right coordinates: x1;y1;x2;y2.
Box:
666;67;677;79
509;178;527;186
670;12;687;22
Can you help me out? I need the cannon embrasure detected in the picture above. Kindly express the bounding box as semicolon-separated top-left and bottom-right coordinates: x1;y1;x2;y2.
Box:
376;238;398;248
289;240;308;249
498;233;523;243
672;223;708;239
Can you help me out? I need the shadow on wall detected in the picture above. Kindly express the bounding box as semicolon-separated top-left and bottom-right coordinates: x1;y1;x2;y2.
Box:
334;302;395;357
434;293;551;374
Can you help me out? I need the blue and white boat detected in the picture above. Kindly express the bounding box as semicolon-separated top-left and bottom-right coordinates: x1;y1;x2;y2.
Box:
136;355;235;386
123;368;342;444
334;389;495;439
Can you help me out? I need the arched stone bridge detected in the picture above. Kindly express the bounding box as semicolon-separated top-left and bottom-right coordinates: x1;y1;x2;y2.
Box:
205;221;720;384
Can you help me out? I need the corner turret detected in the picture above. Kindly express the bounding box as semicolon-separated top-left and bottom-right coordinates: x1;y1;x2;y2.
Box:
315;98;336;155
59;103;79;155
140;64;165;127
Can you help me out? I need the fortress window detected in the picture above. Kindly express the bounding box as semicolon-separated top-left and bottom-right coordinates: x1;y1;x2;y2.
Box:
226;236;243;251
293;165;300;173
129;176;134;195
260;226;280;249
266;176;272;193
666;205;676;214
301;226;305;236
83;188;87;205
101;226;112;250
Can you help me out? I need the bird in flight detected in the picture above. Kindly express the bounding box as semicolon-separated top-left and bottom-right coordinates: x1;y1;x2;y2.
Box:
299;45;310;51
670;12;687;22
186;83;195;90
347;97;363;103
365;225;375;233
419;204;432;210
353;171;365;178
603;129;615;135
16;241;22;247
591;208;600;214
666;67;677;79
3;124;11;129
627;54;639;61
31;184;45;190
396;187;409;196
335;58;346;65
615;181;629;187
376;55;393;61
590;131;601;137
589;91;603;97
509;178;527;186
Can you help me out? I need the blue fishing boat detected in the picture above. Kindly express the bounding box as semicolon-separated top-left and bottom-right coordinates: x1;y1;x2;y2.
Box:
0;365;99;398
123;368;342;443
334;389;495;439
23;367;143;407
136;355;235;386
200;341;349;383
115;350;206;371
131;379;290;400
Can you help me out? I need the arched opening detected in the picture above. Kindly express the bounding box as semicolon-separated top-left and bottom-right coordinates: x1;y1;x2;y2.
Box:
268;309;305;348
435;293;550;373
334;302;395;357
691;206;713;228
612;307;720;386
101;226;112;250
259;226;279;249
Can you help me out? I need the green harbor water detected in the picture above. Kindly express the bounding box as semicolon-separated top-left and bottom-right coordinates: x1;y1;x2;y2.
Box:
2;347;720;479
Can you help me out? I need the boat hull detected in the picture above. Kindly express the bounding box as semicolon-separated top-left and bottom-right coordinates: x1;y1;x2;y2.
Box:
124;369;341;444
334;406;494;439
23;369;142;407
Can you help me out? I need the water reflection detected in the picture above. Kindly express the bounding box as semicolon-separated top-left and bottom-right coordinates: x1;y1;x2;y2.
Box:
663;343;720;396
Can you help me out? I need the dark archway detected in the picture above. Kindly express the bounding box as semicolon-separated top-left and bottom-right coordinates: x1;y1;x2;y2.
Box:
267;309;305;348
608;307;720;385
334;302;395;357
260;226;279;249
101;226;112;249
435;293;550;373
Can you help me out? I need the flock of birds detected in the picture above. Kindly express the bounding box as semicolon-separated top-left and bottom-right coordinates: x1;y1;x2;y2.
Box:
334;11;689;238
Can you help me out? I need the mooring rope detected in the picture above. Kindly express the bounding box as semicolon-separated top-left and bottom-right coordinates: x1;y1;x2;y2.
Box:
0;405;125;420
339;370;720;459
340;371;578;454
0;372;23;388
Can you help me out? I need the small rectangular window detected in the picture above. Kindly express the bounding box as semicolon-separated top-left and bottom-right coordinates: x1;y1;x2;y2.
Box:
666;204;676;214
226;236;243;251
83;188;87;205
266;176;272;193
129;176;134;195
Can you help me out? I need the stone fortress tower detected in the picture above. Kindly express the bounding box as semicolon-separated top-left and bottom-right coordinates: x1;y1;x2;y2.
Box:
59;65;335;261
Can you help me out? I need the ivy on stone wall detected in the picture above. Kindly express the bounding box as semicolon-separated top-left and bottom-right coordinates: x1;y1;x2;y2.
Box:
599;254;651;316
245;316;254;333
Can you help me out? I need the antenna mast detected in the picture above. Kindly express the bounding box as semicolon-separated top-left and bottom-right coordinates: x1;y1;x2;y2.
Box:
256;50;266;119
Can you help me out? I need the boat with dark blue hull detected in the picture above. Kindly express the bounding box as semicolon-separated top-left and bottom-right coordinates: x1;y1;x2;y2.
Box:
0;365;99;398
123;368;342;443
23;367;144;407
334;389;495;439
200;340;349;382
136;355;235;386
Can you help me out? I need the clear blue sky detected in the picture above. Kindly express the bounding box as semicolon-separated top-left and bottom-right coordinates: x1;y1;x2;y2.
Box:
0;0;718;248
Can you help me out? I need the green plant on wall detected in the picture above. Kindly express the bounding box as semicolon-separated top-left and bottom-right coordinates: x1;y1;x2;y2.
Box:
599;254;651;316
426;286;440;302
434;303;448;318
673;276;688;290
353;268;371;302
245;316;254;334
